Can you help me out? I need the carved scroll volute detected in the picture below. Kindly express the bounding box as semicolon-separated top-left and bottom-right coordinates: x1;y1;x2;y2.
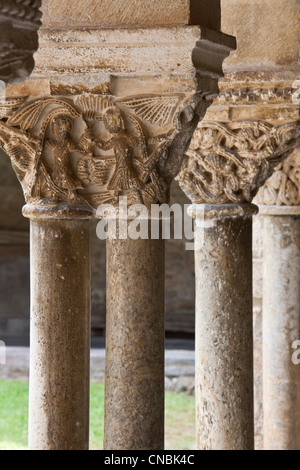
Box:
177;120;300;205
0;92;209;212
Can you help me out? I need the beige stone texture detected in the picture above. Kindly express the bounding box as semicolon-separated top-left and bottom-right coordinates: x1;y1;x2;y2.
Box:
41;0;192;28
24;206;92;450
0;24;235;99
31;27;200;95
41;0;222;30
252;216;264;450
253;215;263;259
5;78;50;99
221;0;300;77
263;215;300;450
204;100;300;126
193;204;256;450
253;259;262;300
30;26;234;96
40;0;224;30
253;302;263;450
105;230;165;450
35;27;199;75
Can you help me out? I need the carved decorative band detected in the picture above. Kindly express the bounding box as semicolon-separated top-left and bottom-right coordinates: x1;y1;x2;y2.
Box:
218;87;297;105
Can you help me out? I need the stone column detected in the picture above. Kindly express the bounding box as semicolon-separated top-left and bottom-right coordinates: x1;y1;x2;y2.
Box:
256;153;300;450
0;14;235;449
0;90;214;451
190;203;256;450
104;226;165;450
215;0;300;447
177;119;300;450
0;97;100;450
25;205;92;450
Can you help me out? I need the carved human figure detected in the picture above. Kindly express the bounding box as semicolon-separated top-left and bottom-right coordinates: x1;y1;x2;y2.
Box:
96;108;144;196
46;115;82;203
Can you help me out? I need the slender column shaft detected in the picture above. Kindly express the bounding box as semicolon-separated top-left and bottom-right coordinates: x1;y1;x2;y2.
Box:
25;206;91;450
104;230;165;450
262;210;300;450
191;204;256;450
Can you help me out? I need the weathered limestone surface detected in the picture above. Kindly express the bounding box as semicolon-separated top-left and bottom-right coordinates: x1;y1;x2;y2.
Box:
105;231;165;450
252;215;264;449
41;0;192;28
221;0;300;77
26;207;92;450
0;1;236;451
191;204;256;450
41;0;221;29
34;28;202;84
261;212;300;450
181;0;300;449
10;26;235;98
178;119;300;207
253;149;300;450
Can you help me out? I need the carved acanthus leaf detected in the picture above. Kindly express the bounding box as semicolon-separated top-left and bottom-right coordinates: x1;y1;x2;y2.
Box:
0;92;204;210
177;120;300;204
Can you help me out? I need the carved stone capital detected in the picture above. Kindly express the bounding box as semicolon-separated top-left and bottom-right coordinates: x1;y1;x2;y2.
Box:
177;120;300;205
0;92;212;212
255;149;300;207
0;0;42;85
0;16;236;215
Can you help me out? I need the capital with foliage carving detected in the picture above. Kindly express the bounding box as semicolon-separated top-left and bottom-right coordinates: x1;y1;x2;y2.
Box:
177;119;300;205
